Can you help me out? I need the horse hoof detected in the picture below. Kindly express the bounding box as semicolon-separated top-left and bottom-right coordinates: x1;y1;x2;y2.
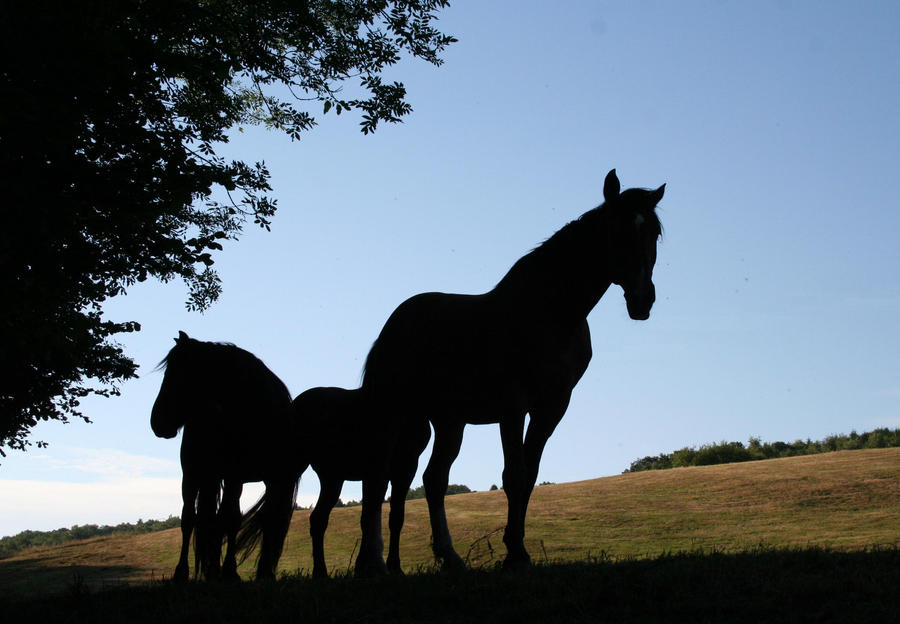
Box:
312;567;329;580
502;553;532;571
222;570;241;583
438;551;466;572
255;570;276;582
354;557;388;578
386;563;405;576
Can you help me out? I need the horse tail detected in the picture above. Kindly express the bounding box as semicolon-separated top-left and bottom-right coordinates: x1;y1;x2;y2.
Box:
236;491;267;565
236;472;304;567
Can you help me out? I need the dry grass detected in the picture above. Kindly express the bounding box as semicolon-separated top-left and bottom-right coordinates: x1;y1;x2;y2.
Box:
3;448;899;600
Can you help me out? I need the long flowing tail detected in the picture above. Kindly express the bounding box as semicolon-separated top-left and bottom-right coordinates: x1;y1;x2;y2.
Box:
236;472;303;568
235;490;268;565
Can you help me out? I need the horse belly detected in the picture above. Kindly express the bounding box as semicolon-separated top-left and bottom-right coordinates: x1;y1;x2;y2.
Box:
368;292;589;424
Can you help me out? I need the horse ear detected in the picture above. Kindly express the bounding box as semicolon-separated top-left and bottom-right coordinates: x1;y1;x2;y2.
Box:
603;169;620;201
649;183;666;206
176;331;189;343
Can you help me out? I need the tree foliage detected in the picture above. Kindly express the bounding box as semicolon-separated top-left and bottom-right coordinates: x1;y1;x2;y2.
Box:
404;483;472;500
623;428;900;473
0;1;454;457
0;516;181;559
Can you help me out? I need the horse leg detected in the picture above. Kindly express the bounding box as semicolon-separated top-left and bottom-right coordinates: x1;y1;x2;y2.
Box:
507;400;571;563
520;396;570;526
220;479;243;582
310;475;343;579
355;474;389;577
174;476;197;582
387;420;430;574
256;478;296;581
196;479;222;580
499;412;530;568
423;420;466;569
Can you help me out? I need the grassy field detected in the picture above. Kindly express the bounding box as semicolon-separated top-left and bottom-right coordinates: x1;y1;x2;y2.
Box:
2;447;899;615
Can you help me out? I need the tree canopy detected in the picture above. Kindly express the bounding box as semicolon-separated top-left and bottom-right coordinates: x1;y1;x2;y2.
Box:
0;0;454;457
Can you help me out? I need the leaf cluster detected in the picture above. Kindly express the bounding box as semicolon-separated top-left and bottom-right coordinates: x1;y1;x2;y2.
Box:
0;1;454;456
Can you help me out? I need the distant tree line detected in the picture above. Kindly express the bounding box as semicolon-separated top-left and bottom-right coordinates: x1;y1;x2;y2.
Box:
624;428;900;473
298;483;475;509
0;517;180;559
403;484;473;500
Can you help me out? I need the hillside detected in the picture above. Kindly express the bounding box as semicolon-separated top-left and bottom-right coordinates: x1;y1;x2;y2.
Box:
3;448;899;599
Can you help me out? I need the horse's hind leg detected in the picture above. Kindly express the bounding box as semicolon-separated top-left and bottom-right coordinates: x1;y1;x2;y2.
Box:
309;475;343;579
174;476;197;582
220;479;243;581
387;419;431;574
256;478;296;580
423;420;466;569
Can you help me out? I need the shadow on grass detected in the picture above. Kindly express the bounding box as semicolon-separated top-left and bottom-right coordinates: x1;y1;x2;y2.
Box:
5;546;899;623
0;555;149;601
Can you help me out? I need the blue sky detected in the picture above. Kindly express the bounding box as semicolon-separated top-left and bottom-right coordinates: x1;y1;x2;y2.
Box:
2;1;899;538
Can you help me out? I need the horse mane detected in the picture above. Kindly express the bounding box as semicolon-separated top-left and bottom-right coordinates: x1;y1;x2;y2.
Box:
158;337;290;398
493;204;605;293
492;197;662;301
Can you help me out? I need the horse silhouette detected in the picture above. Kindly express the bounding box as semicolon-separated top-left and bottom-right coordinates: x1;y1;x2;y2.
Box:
357;169;665;570
150;331;297;581
238;386;431;578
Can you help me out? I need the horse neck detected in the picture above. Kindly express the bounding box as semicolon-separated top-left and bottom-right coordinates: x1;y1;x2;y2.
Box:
491;224;613;323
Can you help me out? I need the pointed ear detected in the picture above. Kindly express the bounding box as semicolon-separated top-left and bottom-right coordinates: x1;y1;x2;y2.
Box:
603;169;620;201
649;183;666;205
176;331;189;343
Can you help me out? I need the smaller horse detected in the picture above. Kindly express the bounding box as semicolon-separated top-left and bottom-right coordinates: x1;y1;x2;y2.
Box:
238;386;430;578
151;331;297;581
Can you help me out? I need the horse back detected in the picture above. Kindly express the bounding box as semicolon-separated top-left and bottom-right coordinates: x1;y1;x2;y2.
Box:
363;291;592;423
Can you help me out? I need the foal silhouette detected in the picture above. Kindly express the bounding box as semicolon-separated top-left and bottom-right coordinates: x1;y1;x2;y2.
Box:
357;169;665;571
151;332;296;581
239;386;431;578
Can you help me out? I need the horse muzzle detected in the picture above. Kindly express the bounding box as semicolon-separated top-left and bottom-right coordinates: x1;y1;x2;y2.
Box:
625;283;655;321
151;423;179;439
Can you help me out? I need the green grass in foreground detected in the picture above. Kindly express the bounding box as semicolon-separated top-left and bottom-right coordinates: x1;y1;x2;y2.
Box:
2;448;899;601
6;546;899;624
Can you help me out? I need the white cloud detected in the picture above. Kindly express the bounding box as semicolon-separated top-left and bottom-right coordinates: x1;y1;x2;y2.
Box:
0;477;321;538
46;447;180;479
0;477;183;537
0;447;349;537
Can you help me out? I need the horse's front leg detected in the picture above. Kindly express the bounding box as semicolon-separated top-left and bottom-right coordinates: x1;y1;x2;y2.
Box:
387;419;431;574
220;479;243;581
499;412;529;568
174;476;197;582
522;395;571;517
355;474;389;577
310;475;343;579
423;420;466;569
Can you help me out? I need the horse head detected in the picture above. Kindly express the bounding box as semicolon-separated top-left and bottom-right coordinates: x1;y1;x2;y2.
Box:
150;331;194;438
602;169;665;321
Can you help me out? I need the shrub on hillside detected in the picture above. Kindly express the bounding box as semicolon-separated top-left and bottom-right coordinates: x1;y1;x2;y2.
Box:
624;428;900;473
